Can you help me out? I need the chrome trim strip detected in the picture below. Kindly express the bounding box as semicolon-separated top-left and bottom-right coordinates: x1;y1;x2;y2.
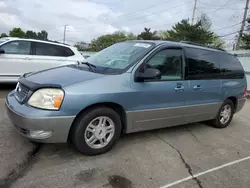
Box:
126;102;221;113
135;113;205;123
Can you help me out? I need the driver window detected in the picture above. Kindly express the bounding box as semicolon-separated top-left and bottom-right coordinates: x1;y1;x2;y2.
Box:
146;49;183;80
1;41;31;55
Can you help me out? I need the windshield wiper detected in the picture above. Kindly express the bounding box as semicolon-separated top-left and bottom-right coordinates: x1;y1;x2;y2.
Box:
77;61;96;72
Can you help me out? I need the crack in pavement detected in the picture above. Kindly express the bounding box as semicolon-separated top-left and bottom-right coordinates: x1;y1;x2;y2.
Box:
0;143;42;188
185;125;201;143
155;134;203;188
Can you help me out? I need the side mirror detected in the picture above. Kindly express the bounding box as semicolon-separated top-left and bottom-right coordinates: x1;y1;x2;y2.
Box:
136;68;161;82
0;49;5;54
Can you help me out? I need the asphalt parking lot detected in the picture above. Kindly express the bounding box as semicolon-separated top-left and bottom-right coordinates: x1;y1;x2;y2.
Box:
1;84;250;188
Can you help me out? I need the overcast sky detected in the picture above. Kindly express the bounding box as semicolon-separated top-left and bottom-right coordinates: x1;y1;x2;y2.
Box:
0;0;246;47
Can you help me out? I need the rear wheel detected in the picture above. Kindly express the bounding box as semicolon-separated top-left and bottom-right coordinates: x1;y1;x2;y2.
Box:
210;99;234;128
71;107;122;155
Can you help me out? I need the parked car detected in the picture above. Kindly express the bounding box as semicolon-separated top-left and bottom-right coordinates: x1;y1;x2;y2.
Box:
5;40;247;155
0;37;84;83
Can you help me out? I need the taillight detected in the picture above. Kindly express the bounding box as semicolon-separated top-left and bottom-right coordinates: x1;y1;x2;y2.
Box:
243;85;247;97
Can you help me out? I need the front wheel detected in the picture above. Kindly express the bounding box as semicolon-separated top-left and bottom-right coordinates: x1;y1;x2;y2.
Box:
71;107;122;155
210;99;234;128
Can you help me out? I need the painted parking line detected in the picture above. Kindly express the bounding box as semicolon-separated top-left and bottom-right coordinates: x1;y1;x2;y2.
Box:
159;156;250;188
242;138;250;143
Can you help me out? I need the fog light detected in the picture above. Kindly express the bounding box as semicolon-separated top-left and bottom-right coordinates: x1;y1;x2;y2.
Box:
29;130;52;139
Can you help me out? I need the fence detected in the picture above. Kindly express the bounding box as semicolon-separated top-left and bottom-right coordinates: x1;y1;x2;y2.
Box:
231;50;250;91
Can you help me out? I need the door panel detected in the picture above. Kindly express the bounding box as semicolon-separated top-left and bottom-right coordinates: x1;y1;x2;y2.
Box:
0;40;32;77
127;48;190;133
26;55;68;73
185;80;222;123
128;80;189;132
0;54;30;76
184;47;222;123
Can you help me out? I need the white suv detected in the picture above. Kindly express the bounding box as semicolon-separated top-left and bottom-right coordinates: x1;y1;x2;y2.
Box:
0;37;84;83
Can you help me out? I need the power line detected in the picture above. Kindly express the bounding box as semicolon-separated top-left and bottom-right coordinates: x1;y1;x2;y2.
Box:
115;0;173;19
113;1;193;24
198;0;235;15
197;0;240;7
197;6;244;10
213;22;242;31
128;8;193;28
219;31;239;37
195;0;243;21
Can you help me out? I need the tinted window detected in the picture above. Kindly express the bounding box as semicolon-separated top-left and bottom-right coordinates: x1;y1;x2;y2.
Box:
146;49;183;80
35;42;74;57
218;53;244;79
185;48;220;80
0;41;31;55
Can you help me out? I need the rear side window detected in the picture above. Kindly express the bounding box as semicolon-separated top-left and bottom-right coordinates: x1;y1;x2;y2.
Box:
185;47;220;80
0;41;31;55
218;53;245;79
34;42;74;57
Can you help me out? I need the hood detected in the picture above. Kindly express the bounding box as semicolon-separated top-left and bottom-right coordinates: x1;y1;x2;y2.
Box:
22;65;104;88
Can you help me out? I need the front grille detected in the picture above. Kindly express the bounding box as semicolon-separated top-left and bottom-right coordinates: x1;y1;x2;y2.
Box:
15;83;30;103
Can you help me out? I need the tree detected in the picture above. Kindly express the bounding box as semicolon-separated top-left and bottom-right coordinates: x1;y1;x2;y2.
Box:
199;13;212;30
126;32;137;40
164;19;215;45
37;30;48;40
1;28;49;40
9;28;26;38
74;41;90;51
0;33;8;38
240;17;250;49
25;30;37;39
158;30;170;40
241;34;250;49
89;31;134;51
137;28;160;40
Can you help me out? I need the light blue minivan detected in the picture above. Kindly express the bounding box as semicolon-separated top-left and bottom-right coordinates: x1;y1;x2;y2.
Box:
5;40;247;155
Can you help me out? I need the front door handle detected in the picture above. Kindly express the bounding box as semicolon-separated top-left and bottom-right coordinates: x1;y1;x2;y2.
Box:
175;85;184;92
193;85;202;90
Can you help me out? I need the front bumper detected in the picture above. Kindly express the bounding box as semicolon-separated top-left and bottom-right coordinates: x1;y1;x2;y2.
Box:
5;91;75;143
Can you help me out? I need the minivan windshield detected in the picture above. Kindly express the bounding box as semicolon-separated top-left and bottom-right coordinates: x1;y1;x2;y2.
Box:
82;41;155;74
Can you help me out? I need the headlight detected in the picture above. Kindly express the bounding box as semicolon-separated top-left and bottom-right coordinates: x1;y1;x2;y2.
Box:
28;88;64;110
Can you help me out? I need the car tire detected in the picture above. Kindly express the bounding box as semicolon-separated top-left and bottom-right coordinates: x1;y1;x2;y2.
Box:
210;99;234;128
70;107;122;155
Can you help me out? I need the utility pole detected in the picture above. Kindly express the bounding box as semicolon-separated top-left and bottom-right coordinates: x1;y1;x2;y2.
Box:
236;0;249;50
63;25;68;44
191;0;198;25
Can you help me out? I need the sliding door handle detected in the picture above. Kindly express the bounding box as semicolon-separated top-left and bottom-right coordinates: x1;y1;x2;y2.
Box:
175;86;184;91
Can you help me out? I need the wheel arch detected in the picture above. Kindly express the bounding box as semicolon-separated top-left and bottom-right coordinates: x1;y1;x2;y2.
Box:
226;96;238;112
67;102;127;142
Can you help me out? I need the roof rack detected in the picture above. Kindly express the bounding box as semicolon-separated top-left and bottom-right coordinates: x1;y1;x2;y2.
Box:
180;41;226;51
